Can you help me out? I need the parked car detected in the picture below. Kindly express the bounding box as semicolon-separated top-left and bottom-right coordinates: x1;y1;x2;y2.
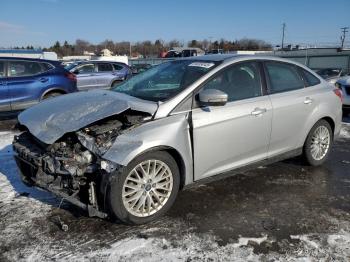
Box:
130;63;152;75
65;61;132;90
164;50;182;58
335;76;350;115
164;48;201;58
206;49;224;54
315;68;348;85
0;57;77;118
13;55;342;224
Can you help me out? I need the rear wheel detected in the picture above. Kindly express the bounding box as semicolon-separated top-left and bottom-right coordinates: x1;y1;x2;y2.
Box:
111;80;123;87
107;151;180;224
303;120;333;166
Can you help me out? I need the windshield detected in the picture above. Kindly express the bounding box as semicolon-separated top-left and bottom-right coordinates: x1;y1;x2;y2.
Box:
112;60;220;102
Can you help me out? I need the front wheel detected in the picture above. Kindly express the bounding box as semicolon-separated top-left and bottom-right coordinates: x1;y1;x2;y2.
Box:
303;120;333;166
107;151;180;224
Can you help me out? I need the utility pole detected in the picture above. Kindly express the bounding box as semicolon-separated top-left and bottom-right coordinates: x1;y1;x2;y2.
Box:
340;27;349;49
281;23;286;49
129;41;132;57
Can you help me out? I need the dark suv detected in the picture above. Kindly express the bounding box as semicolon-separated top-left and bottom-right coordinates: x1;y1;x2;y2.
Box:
0;57;77;117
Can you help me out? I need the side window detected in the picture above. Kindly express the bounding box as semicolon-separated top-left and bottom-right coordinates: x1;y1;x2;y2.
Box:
301;69;321;87
8;61;43;77
201;62;262;102
77;64;95;74
113;64;123;71
265;62;304;94
98;63;113;72
0;61;5;78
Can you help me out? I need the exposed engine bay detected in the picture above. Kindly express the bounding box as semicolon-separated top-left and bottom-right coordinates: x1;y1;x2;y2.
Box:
13;110;150;218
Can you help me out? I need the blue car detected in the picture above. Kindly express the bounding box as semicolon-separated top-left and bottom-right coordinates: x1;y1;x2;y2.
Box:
0;57;77;117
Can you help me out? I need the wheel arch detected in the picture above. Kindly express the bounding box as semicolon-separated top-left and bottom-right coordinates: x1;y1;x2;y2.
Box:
41;87;67;100
129;145;187;190
300;115;336;147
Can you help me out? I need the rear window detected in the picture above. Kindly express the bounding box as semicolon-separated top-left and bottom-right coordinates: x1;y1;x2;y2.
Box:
98;63;113;72
113;64;124;71
302;69;321;87
41;62;54;72
0;61;5;78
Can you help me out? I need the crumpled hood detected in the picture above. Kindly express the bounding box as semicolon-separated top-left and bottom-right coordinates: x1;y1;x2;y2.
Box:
18;89;158;144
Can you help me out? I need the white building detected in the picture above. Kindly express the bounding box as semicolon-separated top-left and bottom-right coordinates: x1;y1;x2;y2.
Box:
0;49;58;60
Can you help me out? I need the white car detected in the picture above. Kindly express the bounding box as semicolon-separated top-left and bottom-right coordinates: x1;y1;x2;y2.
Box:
335;76;350;115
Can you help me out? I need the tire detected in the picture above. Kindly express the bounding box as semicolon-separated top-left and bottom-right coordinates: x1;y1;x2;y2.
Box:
303;120;333;166
107;151;180;224
43;92;63;100
111;79;123;87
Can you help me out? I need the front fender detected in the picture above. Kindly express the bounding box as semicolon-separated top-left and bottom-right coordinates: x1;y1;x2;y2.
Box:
102;113;194;185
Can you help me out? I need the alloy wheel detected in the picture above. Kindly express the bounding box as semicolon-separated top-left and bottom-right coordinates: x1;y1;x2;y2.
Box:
310;125;330;161
122;159;173;217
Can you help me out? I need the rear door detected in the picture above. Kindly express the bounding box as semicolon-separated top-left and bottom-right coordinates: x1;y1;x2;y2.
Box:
7;60;49;111
192;61;272;180
264;61;318;157
75;63;97;91
0;60;11;112
95;63;114;89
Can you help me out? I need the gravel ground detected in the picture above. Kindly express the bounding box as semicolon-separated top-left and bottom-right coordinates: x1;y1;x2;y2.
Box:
0;119;350;261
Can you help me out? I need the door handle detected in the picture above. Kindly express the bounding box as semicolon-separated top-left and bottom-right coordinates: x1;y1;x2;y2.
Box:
251;107;267;116
39;77;48;83
304;97;313;105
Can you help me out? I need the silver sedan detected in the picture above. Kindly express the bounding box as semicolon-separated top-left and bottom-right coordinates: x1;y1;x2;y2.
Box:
13;55;342;224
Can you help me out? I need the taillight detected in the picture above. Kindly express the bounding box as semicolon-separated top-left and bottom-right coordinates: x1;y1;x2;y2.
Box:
65;72;77;82
333;88;343;102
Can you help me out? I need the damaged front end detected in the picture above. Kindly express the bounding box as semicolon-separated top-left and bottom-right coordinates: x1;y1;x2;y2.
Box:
13;110;150;218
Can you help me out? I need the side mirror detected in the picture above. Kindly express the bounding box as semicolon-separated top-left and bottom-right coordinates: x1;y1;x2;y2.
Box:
198;89;228;106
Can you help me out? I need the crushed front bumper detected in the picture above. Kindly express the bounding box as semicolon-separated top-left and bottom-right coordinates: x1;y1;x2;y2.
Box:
12;133;108;218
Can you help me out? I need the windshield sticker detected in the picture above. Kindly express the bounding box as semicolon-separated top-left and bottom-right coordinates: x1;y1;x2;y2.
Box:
188;62;215;69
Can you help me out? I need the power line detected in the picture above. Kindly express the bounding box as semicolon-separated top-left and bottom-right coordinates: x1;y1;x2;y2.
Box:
340;27;349;49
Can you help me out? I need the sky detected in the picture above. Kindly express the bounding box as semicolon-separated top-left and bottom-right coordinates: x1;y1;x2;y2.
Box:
0;0;349;48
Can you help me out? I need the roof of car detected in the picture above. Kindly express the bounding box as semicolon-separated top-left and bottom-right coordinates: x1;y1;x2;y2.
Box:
182;54;312;67
183;54;244;62
0;56;61;64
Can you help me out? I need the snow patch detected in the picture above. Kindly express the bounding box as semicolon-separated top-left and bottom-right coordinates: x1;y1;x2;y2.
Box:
339;126;350;139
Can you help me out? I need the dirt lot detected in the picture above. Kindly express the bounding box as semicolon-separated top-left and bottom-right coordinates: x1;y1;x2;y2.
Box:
0;118;350;261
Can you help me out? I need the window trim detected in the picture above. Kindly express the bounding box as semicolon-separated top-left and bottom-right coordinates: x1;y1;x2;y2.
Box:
262;60;306;95
192;60;266;108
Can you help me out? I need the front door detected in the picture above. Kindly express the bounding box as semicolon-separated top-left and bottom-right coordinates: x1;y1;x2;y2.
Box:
192;61;272;180
75;63;97;91
0;60;11;113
